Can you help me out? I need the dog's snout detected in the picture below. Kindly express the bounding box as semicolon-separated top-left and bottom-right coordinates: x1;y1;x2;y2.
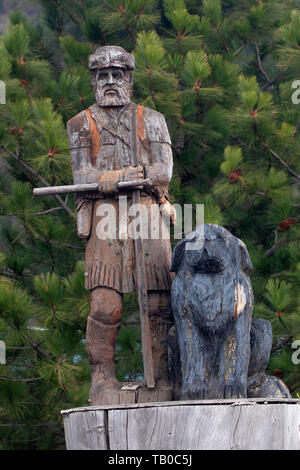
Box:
188;248;225;274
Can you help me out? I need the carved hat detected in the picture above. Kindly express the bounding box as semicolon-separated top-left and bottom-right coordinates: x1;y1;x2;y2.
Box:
88;46;135;71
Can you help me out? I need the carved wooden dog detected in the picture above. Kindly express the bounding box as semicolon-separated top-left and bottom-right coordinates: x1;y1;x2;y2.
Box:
169;224;290;400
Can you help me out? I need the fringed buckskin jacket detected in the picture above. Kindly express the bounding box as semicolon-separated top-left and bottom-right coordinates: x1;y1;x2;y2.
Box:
67;102;174;293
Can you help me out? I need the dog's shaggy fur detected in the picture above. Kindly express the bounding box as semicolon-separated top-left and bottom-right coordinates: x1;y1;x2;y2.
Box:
169;224;290;400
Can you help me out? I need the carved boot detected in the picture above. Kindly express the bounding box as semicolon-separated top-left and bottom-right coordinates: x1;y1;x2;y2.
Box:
86;316;121;405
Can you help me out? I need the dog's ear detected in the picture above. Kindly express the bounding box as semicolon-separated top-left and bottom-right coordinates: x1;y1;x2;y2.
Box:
239;240;253;272
170;238;187;272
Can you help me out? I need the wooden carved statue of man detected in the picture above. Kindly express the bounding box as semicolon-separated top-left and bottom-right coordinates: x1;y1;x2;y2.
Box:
67;46;174;405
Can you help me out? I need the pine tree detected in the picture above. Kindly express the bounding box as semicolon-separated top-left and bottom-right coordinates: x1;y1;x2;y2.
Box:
0;0;299;449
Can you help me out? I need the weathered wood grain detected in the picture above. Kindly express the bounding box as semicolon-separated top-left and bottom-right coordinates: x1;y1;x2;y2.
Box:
170;224;291;400
62;400;300;450
66;45;174;405
131;106;155;389
87;384;173;406
63;409;107;450
61;397;300;413
108;404;300;450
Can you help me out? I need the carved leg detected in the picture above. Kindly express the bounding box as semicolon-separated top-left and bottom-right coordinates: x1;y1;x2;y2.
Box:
247;318;291;398
86;287;123;404
227;310;252;399
148;291;174;388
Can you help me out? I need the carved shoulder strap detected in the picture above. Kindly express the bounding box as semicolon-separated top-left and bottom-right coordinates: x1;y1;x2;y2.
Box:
85;108;101;164
131;103;138;167
136;105;150;152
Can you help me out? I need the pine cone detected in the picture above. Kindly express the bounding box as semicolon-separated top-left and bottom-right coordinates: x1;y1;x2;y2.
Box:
228;168;242;183
278;218;296;231
273;369;284;379
10;127;24;136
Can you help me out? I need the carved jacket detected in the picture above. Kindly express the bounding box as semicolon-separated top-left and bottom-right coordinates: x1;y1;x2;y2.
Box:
67;102;174;293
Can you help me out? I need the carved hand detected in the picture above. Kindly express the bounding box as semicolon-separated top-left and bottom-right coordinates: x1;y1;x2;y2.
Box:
98;166;145;194
98;169;124;194
159;197;176;226
123;165;144;182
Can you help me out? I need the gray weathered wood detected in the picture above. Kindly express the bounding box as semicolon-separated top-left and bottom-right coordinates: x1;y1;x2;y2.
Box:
169;224;291;400
131;106;155;389
63;45;174;405
108;404;300;450
33;183;99;196
62;399;300;450
33;179;152;196
63;409;107;450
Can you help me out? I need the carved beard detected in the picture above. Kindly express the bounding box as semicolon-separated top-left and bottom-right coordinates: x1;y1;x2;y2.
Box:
94;74;132;107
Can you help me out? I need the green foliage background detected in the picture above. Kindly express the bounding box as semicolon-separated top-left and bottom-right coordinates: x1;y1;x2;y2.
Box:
0;0;299;449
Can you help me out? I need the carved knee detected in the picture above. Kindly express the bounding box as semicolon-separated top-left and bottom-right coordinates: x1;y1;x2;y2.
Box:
90;287;123;325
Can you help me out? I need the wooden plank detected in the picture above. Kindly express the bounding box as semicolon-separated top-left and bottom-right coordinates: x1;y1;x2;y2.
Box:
132;187;155;389
131;106;155;389
285;403;300;450
119;390;137;404
108;408;128;450
61;397;300;414
63;409;108;450
107;404;300;450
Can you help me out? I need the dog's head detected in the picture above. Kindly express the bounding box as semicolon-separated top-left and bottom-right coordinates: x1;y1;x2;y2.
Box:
170;224;253;330
170;224;252;275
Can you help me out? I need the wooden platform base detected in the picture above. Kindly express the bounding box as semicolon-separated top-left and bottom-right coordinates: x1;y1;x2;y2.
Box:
89;382;173;406
62;398;300;450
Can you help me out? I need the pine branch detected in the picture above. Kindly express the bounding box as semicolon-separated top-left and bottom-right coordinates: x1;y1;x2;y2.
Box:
293;115;300;138
256;190;272;200
6;360;38;369
230;135;300;180
1;145;76;220
0;422;59;427
0;376;42;382
0;426;64;445
260;140;300;180
264;240;283;257
32;207;63;216
260;71;283;91
230;134;253;150
271;335;293;352
57;242;83;250
0;401;44;405
118;4;136;44
232;42;247;57
0;312;55;361
0;269;33;280
58;2;82;27
5;343;44;350
214;24;229;52
289;382;300;393
255;41;270;82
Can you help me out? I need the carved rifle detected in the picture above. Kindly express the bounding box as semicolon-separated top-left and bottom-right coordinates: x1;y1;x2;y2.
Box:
33;179;151;196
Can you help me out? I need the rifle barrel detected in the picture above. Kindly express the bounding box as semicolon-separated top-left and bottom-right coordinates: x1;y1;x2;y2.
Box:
33;179;152;196
33;183;100;196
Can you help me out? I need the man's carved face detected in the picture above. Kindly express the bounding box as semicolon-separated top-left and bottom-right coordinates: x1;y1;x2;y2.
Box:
93;67;132;107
